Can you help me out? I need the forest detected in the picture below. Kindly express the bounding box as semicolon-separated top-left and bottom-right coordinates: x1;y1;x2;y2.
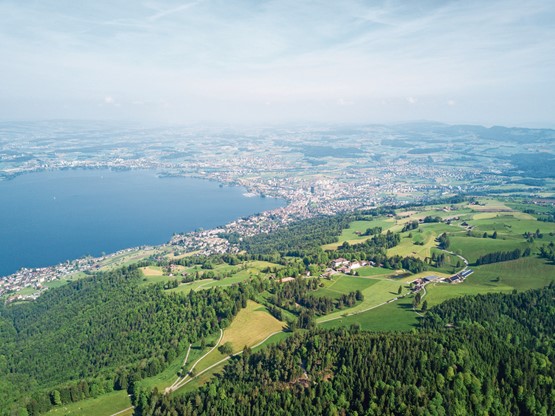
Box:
238;214;353;257
0;266;254;415
141;284;555;416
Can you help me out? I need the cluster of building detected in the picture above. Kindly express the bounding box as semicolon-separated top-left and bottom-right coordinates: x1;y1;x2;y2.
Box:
409;268;475;293
170;229;233;255
0;258;94;298
329;258;376;275
410;275;443;292
0;247;158;301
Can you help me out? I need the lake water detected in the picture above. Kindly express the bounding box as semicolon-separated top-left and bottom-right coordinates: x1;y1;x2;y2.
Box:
0;169;284;276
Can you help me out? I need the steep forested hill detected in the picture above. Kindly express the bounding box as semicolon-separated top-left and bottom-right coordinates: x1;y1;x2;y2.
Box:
142;284;555;416
0;266;251;415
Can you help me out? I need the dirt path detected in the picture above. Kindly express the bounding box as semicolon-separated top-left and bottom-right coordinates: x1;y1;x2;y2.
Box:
167;329;223;393
110;405;134;416
171;330;284;393
167;343;193;391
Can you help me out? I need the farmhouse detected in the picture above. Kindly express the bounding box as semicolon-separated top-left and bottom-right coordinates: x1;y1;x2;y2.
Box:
331;258;349;268
444;268;474;284
460;269;474;278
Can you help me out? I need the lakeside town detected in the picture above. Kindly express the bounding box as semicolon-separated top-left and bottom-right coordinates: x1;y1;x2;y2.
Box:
1;121;554;301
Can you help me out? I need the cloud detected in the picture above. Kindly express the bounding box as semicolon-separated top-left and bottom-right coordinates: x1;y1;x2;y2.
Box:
148;1;202;21
103;96;121;107
0;0;554;125
338;98;353;106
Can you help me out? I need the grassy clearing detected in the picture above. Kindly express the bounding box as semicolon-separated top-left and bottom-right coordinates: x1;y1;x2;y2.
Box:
177;331;293;394
424;257;555;307
165;250;200;260
468;200;513;212
97;248;159;272
356;266;393;277
471;257;555;291
388;228;437;260
168;279;215;294
194;301;284;373
140;266;164;276
314;275;379;299
472;211;535;221
46;390;131;416
470;216;555;237
176;364;224;395
322;219;394;249
320;296;419;332
449;236;530;264
43;280;71;289
390;222;467;261
167;261;280;294
317;279;403;323
13;287;39;296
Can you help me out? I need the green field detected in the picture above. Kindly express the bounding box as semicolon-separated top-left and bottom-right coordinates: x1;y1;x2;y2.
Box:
322;218;394;249
387;222;467;261
166;261;280;294
355;266;392;277
321;257;554;332
469;215;555;236
314;275;379;298
187;301;284;375
423;257;555;306
317;200;555;333
136;329;222;392
168;278;215;294
449;236;530;264
46;390;132;416
320;295;419;332
317;278;406;323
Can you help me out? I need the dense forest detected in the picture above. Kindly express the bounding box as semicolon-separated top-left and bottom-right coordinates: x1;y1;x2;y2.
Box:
238;214;353;257
0;266;253;415
142;285;555;416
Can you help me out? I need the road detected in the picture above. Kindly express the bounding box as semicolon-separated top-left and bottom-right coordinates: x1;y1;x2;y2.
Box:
168;329;223;392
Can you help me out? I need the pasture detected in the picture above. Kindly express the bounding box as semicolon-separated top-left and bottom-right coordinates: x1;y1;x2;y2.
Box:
322;218;394;249
320;296;419;332
317;278;405;323
46;390;132;416
314;274;379;299
192;300;284;374
449;236;530;264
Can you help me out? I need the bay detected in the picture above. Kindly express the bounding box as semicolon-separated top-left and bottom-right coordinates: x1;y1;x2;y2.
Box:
0;169;284;276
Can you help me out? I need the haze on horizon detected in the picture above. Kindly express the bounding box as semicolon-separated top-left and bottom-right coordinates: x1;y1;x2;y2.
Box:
0;0;554;128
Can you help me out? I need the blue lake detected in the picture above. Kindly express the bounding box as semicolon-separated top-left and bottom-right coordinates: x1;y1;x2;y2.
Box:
0;170;284;276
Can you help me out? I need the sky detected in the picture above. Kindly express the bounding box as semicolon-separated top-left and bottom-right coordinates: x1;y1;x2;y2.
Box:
0;0;554;126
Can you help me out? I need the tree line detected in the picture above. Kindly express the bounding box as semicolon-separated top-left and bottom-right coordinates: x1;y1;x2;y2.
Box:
474;247;530;265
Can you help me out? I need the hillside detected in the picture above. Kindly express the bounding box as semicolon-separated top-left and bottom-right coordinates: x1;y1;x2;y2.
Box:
142;285;555;415
1;197;554;415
